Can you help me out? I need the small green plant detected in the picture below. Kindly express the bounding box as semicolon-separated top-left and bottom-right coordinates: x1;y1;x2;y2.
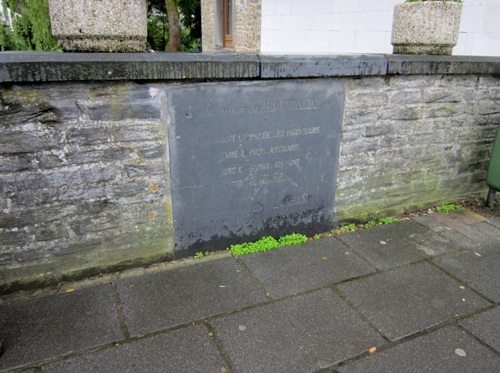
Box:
278;233;308;246
436;203;461;213
361;220;378;229
333;224;356;235
194;251;211;259
229;233;307;256
379;217;400;225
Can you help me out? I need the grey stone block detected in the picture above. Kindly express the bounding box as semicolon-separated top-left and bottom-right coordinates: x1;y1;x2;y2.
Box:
260;55;387;78
460;306;500;353
87;103;161;122
240;237;375;298
387;55;500;75
116;258;266;336
0;52;260;82
41;325;228;373
340;326;500;373
0;285;122;371
338;220;457;270
211;288;386;373
433;243;500;302
337;262;490;341
455;223;500;246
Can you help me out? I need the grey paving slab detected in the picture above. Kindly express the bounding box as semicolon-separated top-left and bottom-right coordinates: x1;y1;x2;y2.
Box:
0;285;122;371
488;216;500;228
41;325;228;373
239;237;375;298
460;306;500;353
211;288;386;373
455;222;500;245
117;257;267;337
338;220;455;270
427;210;487;229
337;262;490;341
413;214;476;248
339;325;500;373
433;243;500;302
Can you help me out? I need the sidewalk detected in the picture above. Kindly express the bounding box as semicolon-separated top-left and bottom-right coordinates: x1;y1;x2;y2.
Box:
1;209;499;372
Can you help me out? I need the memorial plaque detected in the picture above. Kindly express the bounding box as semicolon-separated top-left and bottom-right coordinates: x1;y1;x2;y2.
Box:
167;80;344;255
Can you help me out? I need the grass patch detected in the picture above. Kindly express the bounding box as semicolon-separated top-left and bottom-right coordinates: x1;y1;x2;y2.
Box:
436;203;461;213
229;233;308;256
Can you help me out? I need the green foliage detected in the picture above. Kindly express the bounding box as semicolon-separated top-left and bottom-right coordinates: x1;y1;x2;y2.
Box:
147;0;201;52
230;233;308;256
379;217;400;225
333;224;356;235
1;0;59;51
278;233;308;246
194;251;210;259
436;204;461;213
329;217;400;236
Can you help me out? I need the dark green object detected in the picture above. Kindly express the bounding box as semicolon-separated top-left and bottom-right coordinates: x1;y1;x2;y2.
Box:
486;126;500;209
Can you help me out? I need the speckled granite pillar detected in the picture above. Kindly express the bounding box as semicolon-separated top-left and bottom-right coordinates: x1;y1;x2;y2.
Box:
48;0;147;52
391;2;462;55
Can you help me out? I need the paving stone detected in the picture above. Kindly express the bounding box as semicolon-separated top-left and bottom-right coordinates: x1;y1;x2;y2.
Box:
0;285;122;371
338;220;455;270
455;222;500;245
339;325;500;373
41;325;228;373
337;262;490;341
116;257;266;337
433;244;500;302
428;210;487;229
460;306;500;353
211;288;385;373
488;216;500;228
413;214;476;248
239;237;375;298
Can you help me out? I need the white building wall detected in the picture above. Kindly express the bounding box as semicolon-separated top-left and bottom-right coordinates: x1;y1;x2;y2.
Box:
261;0;500;56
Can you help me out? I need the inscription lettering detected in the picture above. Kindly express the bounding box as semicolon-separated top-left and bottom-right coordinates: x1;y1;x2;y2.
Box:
204;98;321;117
266;208;321;224
233;174;286;189
215;127;320;145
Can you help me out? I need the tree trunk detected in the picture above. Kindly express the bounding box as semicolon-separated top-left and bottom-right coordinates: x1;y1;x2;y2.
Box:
165;0;181;52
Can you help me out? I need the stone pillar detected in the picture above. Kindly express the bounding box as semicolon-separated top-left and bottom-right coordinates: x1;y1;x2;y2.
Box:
48;0;147;52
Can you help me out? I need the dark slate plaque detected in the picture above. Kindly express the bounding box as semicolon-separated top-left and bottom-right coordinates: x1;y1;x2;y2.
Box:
167;80;344;255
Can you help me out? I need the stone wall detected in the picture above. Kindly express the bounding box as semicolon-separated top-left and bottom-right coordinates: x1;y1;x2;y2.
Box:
234;0;261;52
202;0;261;52
337;75;500;221
0;81;174;291
0;53;499;292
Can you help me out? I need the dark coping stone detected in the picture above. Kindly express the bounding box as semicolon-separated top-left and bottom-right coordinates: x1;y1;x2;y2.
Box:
432;243;500;302
387;54;500;75
240;237;375;298
0;285;122;371
210;288;386;372
0;52;260;82
339;326;500;373
337;262;490;341
116;257;266;337
260;54;387;78
41;325;228;373
167;79;344;255
459;306;500;354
